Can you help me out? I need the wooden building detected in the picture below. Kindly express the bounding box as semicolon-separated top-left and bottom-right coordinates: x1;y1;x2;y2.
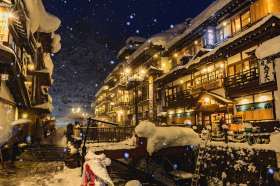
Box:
0;0;60;141
94;0;280;130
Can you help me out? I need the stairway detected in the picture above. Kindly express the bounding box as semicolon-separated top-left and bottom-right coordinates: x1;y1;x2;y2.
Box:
191;135;210;186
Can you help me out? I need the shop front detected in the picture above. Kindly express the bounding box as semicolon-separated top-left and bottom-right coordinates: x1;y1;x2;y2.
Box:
194;92;234;131
234;92;275;121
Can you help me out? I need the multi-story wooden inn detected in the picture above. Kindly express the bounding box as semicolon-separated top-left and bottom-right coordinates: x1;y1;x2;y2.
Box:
0;0;61;136
94;0;280;130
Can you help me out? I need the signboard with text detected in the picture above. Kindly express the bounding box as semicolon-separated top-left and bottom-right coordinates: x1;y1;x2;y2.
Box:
259;59;275;84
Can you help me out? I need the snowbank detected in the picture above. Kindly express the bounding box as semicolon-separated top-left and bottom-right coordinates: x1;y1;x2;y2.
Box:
209;132;280;152
47;168;81;186
135;121;201;155
125;180;142;186
23;0;61;34
87;135;137;152
255;35;280;59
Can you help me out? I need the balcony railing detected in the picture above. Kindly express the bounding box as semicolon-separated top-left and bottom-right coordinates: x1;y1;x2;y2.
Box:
224;68;259;89
78;126;135;143
165;90;193;108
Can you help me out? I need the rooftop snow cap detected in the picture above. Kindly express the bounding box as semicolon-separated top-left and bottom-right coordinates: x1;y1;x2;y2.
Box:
147;18;190;47
23;0;61;34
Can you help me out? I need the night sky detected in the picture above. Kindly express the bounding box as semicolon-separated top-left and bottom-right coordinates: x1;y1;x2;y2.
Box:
44;0;214;122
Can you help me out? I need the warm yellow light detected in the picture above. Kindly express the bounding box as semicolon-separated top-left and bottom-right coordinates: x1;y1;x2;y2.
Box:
180;80;184;84
194;40;199;45
28;63;35;71
125;56;130;60
140;68;147;76
153;54;159;59
220;63;225;68
202;68;207;73
222;21;228;27
204;97;210;104
117;110;124;115
22;113;28;119
124;67;131;74
173;53;179;58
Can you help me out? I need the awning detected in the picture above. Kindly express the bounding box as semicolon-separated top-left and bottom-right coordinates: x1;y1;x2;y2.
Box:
198;91;233;105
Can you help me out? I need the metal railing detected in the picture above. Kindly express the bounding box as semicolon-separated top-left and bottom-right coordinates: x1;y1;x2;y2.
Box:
77;126;135;143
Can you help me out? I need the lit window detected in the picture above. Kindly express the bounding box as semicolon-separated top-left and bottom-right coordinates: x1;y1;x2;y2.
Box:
0;7;10;42
241;11;251;28
232;16;241;34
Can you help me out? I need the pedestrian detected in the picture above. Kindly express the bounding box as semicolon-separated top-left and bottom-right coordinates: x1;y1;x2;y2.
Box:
220;116;228;143
66;123;74;143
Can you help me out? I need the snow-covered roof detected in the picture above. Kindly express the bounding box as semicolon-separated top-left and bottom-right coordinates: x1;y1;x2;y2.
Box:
204;92;233;104
155;65;186;82
127;21;189;64
11;119;32;126
23;0;61;34
126;36;146;44
166;0;232;50
255;35;280;59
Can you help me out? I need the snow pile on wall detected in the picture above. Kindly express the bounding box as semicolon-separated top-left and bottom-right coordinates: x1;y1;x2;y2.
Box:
23;0;61;34
125;180;142;186
83;152;114;186
255;35;280;59
51;33;62;53
135;121;201;155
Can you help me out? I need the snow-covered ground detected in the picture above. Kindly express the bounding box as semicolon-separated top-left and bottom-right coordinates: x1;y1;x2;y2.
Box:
86;136;137;152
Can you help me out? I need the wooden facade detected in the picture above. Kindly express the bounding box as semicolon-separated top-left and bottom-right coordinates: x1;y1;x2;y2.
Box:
94;0;280;130
0;0;60;142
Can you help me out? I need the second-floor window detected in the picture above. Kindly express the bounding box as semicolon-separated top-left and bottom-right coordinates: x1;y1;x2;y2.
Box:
231;10;251;35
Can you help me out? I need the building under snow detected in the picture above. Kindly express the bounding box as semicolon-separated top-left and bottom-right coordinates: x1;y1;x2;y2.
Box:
94;0;280;131
0;0;61;142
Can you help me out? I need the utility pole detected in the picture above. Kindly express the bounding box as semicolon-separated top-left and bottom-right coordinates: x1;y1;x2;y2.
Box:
134;84;139;125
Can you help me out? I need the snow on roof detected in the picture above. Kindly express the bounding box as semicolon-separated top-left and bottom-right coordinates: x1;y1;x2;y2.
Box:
166;0;232;50
127;21;189;64
126;36;146;44
155;65;186;82
255;35;280;59
43;53;54;76
11;119;32;126
204;92;233;104
23;0;61;34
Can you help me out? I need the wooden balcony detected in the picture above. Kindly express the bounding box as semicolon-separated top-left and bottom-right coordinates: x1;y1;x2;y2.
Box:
224;68;277;98
192;78;223;95
165;90;194;108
